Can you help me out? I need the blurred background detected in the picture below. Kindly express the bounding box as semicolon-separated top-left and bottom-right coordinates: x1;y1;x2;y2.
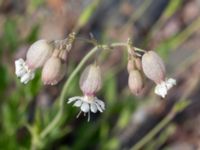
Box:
0;0;200;149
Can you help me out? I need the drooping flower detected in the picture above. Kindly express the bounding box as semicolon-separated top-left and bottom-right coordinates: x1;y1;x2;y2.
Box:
142;51;176;98
15;40;53;84
68;64;105;121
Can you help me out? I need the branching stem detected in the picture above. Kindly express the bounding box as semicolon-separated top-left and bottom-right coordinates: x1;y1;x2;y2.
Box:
39;42;129;139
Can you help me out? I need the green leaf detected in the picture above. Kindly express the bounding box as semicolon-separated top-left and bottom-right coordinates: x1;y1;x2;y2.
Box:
104;138;119;150
0;65;8;96
163;0;182;19
103;72;117;105
3;19;19;51
26;24;40;43
173;100;190;113
117;107;132;129
76;0;100;29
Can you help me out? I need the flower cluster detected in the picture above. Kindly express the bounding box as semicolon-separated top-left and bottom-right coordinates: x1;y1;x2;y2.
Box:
15;35;176;121
67;47;176;122
127;45;176;98
15;32;76;85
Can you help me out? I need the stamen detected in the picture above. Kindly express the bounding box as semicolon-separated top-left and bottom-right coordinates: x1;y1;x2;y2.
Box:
87;111;91;122
76;111;82;118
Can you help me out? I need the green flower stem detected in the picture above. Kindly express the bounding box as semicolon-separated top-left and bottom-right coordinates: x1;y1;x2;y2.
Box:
39;42;128;139
131;100;190;150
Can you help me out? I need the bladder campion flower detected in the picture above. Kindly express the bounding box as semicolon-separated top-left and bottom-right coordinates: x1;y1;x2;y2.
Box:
15;40;53;84
68;64;105;121
142;51;176;98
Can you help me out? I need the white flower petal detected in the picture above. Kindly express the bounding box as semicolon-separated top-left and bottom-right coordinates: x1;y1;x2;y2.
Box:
155;78;176;98
73;100;82;107
166;78;176;89
95;103;103;112
94;98;105;110
16;68;26;77
168;78;176;84
90;103;98;113
15;60;26;77
81;102;90;113
15;59;25;66
154;82;167;98
20;73;31;84
68;96;82;104
30;73;35;80
15;64;22;72
15;58;35;83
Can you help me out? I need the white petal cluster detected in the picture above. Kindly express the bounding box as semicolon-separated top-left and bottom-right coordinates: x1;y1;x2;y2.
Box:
68;96;105;121
154;78;176;98
15;59;35;84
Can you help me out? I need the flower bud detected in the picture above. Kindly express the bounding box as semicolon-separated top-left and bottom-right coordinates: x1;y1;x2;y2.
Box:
142;51;166;84
79;64;102;96
42;56;66;85
128;70;144;95
26;40;53;69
